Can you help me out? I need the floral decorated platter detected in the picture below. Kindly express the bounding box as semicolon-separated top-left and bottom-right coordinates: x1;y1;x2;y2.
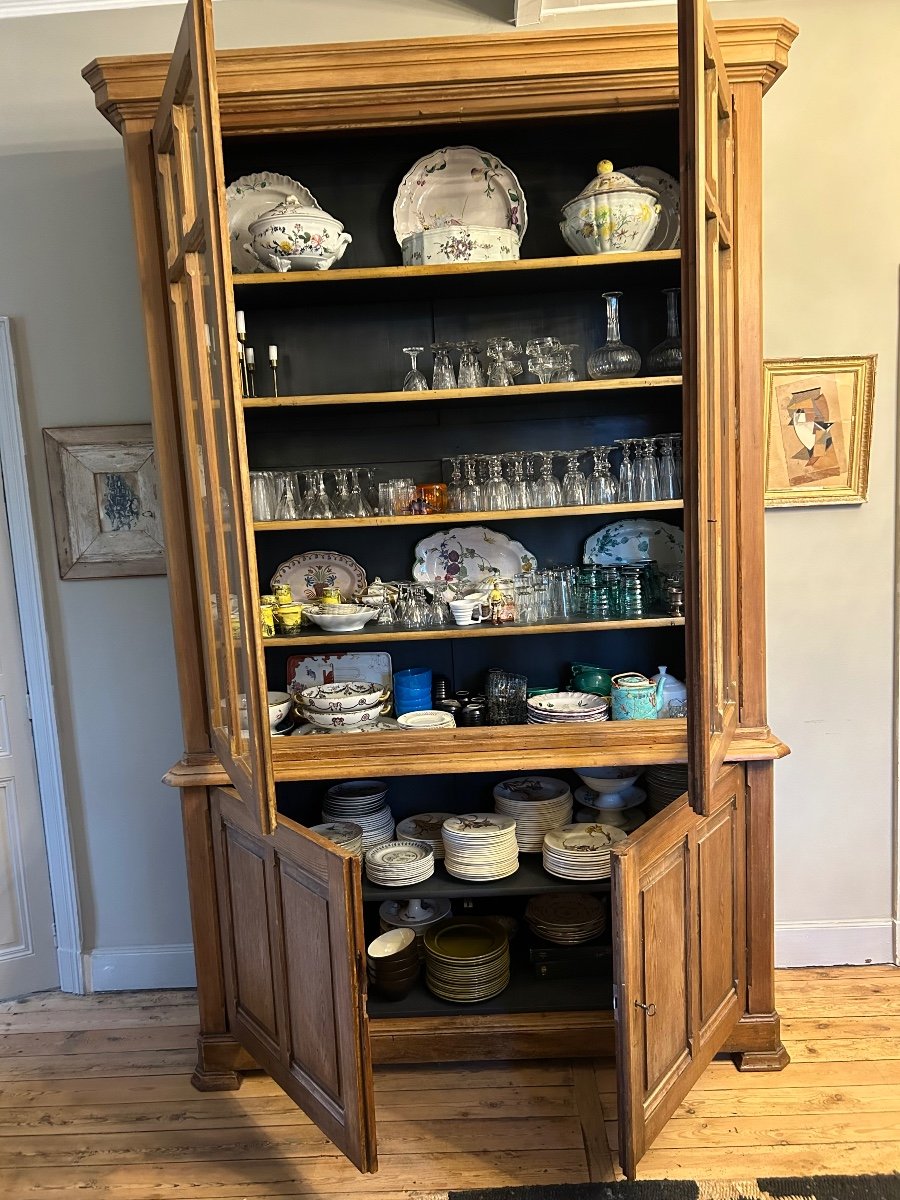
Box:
620;166;680;250
226;172;320;273
271;551;366;601
412;526;537;590
583;519;684;578
393;146;527;246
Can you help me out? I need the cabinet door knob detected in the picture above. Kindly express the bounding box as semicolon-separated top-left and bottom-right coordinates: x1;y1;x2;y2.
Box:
634;1000;657;1016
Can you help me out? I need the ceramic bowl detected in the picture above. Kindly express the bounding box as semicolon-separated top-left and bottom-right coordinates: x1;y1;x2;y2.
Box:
301;704;384;730
368;954;420;980
300;682;387;713
306;605;378;632
560;160;660;255
574;766;643;794
267;690;293;730
370;972;420;1000
401;225;520;267
247;194;352;271
368;928;417;960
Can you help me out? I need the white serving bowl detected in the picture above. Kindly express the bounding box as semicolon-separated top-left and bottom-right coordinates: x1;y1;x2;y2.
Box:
247;194;352;272
301;704;384;730
267;690;293;729
574;766;643;794
560;159;660;255
306;605;378;632
300;682;387;713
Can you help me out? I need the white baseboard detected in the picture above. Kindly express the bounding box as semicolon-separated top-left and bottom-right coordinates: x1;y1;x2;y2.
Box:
776;919;894;967
85;943;196;992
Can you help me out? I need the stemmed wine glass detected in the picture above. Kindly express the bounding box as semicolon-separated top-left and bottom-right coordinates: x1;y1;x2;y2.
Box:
655;436;679;501
486;337;522;386
635;438;661;502
615;439;636;503
402;346;430;391
560;449;586;506
458;454;481;511
457;341;485;389
304;470;333;519
330;469;350;516
250;470;275;521
586;446;618;505
482;454;513;510
504;452;529;510
446;456;464;512
431;342;457;390
273;470;302;521
344;468;374;517
532;451;562;507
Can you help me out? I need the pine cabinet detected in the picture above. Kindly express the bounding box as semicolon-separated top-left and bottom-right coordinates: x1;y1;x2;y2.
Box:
84;0;797;1177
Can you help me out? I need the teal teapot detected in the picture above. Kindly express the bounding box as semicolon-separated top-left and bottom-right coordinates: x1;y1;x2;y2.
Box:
610;671;666;720
569;662;613;697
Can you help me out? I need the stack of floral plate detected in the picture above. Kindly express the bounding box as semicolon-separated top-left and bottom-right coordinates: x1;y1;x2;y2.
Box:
322;780;394;850
309;821;364;860
441;814;519;881
364;841;435;887
542;823;627;880
379;897;452;960
395;813;454;860
526;692;610;725
424;917;511;1003
644;765;689;813
525;893;608;944
492;777;573;852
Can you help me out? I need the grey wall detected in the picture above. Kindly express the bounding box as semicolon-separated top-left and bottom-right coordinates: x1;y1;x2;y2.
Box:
0;0;894;982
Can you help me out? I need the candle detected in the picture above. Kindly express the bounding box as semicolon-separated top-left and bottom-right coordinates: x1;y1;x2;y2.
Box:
245;347;255;365
237;341;244;359
268;345;278;365
235;310;246;336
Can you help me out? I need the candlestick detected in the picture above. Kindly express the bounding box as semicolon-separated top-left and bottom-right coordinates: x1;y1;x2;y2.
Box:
245;346;256;398
235;310;248;395
268;345;279;398
237;341;247;398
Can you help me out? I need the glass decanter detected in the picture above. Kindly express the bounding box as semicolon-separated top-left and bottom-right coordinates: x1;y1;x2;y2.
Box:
646;288;683;376
587;291;642;379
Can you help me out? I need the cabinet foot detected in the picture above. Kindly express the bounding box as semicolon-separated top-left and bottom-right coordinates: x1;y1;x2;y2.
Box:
734;1043;790;1072
191;1032;258;1092
191;1067;243;1092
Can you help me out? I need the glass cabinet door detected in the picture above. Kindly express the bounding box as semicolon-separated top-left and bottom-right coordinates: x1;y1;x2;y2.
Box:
152;0;275;831
680;0;741;814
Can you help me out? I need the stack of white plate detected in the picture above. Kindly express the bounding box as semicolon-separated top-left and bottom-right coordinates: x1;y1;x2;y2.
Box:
397;710;456;731
365;841;435;887
542;823;628;880
424;917;511;1004
644;765;689;813
441;814;519;881
395;813;454;860
309;821;364;859
526;692;610;724
525;893;608;944
380;897;452;960
322;780;394;850
493;776;573;852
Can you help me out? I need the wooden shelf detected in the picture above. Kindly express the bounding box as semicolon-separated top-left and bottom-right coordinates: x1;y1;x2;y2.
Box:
361;856;611;903
243;375;682;409
255;499;683;532
264;614;684;646
233;249;680;291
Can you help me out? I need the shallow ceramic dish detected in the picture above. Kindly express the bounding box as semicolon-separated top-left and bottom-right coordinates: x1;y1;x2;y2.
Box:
247;194;352;273
574;765;643;794
401;224;519;267
560;159;660;255
620;165;680;250
299;682;387;713
306;605;378;632
272;551;367;602
397;710;457;731
393;146;527;246
526;692;610;718
583;519;684;578
412;526;536;589
574;784;647;812
293;718;400;736
226;172;320;274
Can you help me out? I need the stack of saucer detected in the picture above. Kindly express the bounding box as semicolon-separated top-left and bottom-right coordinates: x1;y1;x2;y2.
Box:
364;841;435;887
380;897;452;960
442;814;519;881
322;780;394;850
542;823;627;880
395;813;454;860
424;917;510;1003
575;807;646;834
493;777;573;852
309;821;364;860
526;692;610;724
525;893;608;944
644;765;689;813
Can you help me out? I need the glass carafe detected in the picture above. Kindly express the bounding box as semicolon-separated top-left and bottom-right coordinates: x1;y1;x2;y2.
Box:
587;291;642;379
646;288;683;376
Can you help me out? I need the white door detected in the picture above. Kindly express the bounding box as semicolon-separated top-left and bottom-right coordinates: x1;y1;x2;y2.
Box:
0;457;57;999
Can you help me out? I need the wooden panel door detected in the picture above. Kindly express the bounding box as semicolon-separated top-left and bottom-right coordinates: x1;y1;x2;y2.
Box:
612;765;745;1178
211;787;377;1173
680;0;740;814
152;0;275;832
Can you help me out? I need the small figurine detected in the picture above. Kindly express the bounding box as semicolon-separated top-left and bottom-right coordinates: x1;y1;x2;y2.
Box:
488;578;505;626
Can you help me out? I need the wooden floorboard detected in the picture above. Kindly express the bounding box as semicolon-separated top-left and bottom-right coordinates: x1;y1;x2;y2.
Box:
0;966;896;1194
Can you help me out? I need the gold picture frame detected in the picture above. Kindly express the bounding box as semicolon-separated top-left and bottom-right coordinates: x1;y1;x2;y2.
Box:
763;355;876;507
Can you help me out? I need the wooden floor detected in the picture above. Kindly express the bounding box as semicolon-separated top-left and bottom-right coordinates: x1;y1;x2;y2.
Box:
0;966;897;1197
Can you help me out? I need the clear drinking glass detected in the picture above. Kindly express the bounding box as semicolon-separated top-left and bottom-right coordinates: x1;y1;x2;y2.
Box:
558;344;581;383
585;446;618;505
646;288;683;376
587;291;642;379
656;436;679;501
402;346;430;391
672;433;683;495
615;439;636;503
635;438;661;502
482;454;513;510
431;342;457;390
561;450;587;506
250;470;275;521
457;341;485;389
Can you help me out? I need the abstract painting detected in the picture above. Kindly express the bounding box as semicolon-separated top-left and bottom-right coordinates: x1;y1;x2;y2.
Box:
43;425;165;578
763;355;876;507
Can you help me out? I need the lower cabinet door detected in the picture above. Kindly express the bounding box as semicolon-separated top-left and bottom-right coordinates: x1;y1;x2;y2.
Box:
211;787;377;1173
611;765;746;1178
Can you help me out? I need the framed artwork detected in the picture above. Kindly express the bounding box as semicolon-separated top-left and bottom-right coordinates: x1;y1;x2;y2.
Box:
763;355;876;507
42;424;165;578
